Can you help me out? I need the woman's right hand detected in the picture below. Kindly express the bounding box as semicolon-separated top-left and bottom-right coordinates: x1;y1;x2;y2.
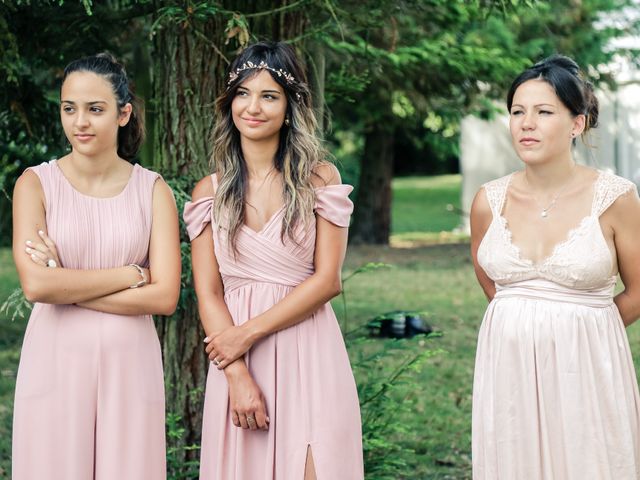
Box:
225;364;270;431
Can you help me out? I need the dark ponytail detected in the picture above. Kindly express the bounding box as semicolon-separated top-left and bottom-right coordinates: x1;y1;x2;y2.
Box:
506;54;599;134
62;53;145;161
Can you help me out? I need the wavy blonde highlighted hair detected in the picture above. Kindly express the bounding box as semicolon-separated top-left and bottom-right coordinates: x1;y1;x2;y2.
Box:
210;41;329;251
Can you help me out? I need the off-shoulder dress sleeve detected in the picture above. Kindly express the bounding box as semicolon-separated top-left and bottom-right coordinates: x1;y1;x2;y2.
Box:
183;196;214;241
314;184;354;227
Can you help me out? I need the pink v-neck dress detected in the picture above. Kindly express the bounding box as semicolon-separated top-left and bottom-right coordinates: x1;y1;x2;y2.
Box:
12;160;166;480
183;174;364;480
473;171;640;479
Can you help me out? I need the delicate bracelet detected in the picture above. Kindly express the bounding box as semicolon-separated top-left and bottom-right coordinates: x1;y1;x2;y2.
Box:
128;263;147;289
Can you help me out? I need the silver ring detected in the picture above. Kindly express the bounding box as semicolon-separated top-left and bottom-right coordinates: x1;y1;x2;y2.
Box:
246;416;256;424
212;358;219;366
47;259;57;268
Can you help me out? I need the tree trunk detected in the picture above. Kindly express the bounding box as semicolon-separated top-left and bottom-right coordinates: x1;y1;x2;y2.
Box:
350;95;395;245
306;40;326;134
151;12;227;473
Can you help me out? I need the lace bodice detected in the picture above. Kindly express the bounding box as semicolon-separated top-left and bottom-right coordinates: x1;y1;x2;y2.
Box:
477;170;637;290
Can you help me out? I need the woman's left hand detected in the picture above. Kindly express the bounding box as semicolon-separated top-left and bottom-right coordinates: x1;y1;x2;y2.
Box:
25;230;62;268
205;325;253;369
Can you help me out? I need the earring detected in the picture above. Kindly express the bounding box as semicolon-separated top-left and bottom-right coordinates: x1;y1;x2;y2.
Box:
570;133;575;138
284;117;290;127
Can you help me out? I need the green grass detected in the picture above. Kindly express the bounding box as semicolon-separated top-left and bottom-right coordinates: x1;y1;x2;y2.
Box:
342;244;480;479
392;175;464;234
0;248;20;478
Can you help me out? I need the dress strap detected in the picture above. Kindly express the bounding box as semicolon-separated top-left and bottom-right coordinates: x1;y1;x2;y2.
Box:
482;174;512;217
590;171;637;217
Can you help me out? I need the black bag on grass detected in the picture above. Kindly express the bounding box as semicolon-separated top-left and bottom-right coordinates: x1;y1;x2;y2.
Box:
367;311;432;339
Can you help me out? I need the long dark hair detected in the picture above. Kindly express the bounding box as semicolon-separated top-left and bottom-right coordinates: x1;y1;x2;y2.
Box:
62;53;145;161
211;41;327;249
507;54;599;134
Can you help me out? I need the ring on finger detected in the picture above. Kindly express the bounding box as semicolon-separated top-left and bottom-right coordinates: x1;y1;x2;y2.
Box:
212;358;219;366
47;259;57;268
246;415;256;426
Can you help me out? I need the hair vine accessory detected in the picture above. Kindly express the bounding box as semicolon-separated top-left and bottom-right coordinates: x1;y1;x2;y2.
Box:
227;60;296;86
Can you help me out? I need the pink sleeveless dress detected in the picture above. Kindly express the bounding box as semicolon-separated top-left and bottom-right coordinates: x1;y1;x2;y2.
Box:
12;160;166;480
183;174;364;480
473;171;640;479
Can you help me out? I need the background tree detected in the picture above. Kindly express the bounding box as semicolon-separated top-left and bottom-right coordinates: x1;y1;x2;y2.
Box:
323;0;638;244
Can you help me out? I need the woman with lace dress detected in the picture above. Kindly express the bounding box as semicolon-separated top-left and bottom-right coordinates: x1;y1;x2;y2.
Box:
183;42;363;480
470;55;640;479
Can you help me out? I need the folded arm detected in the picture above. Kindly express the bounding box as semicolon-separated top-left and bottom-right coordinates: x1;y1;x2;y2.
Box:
13;170;145;304
77;180;181;316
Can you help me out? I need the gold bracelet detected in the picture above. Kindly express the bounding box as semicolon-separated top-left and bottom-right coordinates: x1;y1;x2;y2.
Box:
128;263;147;289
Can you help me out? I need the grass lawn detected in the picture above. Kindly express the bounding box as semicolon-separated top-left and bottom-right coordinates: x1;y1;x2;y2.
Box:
0;248;20;478
2;174;640;479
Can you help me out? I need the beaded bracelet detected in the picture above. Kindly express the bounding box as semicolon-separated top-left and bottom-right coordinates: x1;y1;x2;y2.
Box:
128;263;147;289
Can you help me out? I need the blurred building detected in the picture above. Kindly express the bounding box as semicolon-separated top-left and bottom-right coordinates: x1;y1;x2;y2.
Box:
459;56;640;231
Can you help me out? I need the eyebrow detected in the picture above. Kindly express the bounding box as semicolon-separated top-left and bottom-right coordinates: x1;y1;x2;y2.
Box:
237;87;282;94
511;103;556;108
60;100;108;105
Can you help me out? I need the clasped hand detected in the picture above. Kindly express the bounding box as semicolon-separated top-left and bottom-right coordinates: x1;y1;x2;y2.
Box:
204;325;253;369
25;230;61;268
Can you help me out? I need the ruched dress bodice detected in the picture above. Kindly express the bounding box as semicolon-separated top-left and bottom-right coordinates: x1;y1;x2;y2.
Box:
183;174;364;480
472;170;640;480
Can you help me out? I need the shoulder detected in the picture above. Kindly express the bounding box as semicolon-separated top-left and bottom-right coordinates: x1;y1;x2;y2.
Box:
482;172;513;191
311;162;341;188
596;171;638;214
471;186;491;216
599;170;636;193
191;174;216;201
135;163;161;179
470;187;492;236
602;175;640;215
151;176;176;201
14;166;45;196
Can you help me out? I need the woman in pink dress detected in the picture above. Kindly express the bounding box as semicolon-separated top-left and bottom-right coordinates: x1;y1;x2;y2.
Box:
11;53;181;479
470;55;640;479
183;42;364;479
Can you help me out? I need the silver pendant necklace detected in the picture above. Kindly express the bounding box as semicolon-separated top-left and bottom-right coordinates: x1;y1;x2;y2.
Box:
525;167;576;219
538;196;559;218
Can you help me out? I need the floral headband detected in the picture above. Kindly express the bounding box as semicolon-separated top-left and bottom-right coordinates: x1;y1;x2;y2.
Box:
227;60;296;86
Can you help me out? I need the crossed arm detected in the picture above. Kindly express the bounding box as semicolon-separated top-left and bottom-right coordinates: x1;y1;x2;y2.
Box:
12;170;181;316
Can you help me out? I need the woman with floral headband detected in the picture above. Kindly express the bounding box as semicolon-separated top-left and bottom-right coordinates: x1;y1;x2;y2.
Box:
183;41;364;479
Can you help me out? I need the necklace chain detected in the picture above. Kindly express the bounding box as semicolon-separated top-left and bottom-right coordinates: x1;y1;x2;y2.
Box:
524;167;576;219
